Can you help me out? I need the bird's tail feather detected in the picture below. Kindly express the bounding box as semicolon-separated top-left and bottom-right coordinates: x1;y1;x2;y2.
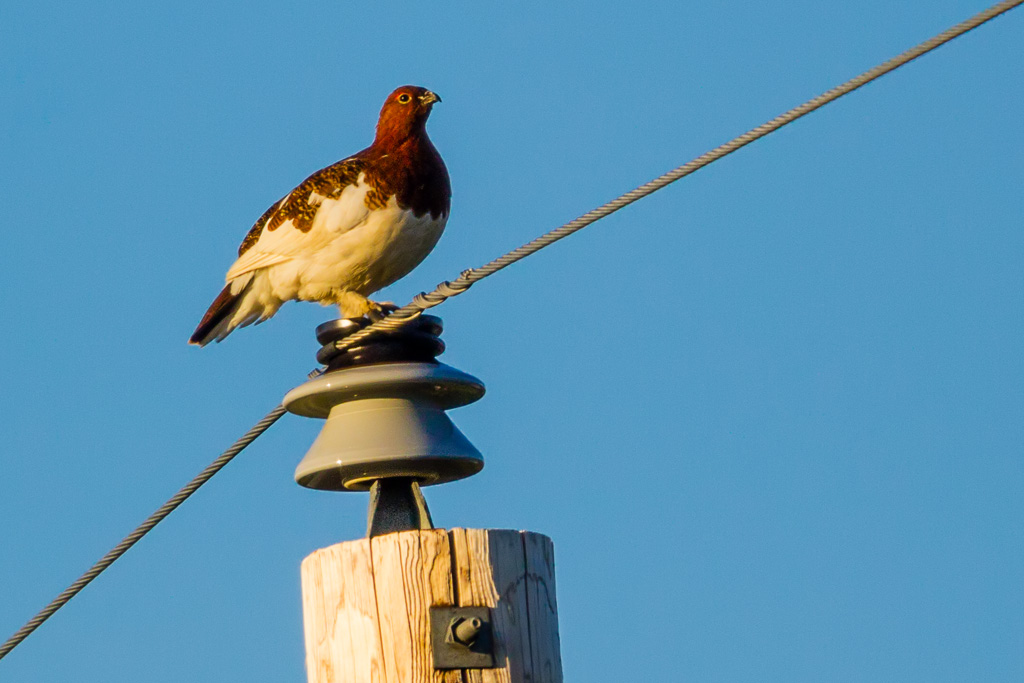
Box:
189;275;259;346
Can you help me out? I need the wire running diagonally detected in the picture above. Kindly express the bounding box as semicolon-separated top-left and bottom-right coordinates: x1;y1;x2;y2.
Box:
0;401;292;660
1;0;1020;666
330;0;1024;355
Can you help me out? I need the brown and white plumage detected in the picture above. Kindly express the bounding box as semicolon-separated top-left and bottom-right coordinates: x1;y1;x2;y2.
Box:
189;85;451;346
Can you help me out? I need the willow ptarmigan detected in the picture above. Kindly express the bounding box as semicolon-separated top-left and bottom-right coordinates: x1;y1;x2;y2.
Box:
189;85;450;346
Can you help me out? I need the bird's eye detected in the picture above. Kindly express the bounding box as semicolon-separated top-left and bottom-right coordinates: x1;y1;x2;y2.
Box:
398;93;412;104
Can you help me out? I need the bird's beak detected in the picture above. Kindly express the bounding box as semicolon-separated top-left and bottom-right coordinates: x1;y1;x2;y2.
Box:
420;91;441;105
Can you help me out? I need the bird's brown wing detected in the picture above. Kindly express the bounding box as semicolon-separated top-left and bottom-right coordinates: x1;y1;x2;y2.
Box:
224;158;369;281
236;157;368;258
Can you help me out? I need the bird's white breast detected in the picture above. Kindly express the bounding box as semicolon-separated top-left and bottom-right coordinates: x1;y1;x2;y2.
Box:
262;177;447;302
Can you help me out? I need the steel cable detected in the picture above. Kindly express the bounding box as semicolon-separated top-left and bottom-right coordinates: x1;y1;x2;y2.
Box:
331;0;1024;354
1;0;1020;665
0;402;292;660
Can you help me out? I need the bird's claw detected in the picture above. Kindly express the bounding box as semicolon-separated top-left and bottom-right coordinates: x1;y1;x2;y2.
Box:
366;301;399;322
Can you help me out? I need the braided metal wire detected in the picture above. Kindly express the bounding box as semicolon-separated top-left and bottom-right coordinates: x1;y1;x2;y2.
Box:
0;403;290;660
332;0;1024;354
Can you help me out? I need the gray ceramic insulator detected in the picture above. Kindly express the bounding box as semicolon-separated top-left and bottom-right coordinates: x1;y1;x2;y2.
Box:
283;362;485;491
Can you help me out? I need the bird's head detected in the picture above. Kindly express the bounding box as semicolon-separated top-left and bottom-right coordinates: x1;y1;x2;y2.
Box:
374;85;441;147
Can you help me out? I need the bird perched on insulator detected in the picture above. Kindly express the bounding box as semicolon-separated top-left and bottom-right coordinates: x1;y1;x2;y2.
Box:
189;85;450;346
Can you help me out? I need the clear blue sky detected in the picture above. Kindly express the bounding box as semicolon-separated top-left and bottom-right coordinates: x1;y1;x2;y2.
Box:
1;1;1021;681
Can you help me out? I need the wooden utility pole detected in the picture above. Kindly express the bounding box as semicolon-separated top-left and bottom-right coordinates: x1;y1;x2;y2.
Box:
285;317;564;683
301;529;561;683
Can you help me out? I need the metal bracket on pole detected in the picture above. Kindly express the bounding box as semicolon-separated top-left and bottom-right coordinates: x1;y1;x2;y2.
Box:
430;606;497;670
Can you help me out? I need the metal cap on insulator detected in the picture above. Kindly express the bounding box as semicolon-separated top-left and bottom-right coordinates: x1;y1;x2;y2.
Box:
283;315;485;493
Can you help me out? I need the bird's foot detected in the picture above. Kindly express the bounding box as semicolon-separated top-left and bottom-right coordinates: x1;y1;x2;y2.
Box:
365;300;399;322
334;293;398;321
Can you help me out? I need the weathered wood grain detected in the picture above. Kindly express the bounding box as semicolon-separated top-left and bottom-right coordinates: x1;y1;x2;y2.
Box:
417;530;462;683
450;529;531;683
523;533;563;683
301;539;385;683
301;530;561;683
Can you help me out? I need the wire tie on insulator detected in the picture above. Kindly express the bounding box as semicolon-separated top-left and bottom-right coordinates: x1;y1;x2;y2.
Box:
387;309;423;327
